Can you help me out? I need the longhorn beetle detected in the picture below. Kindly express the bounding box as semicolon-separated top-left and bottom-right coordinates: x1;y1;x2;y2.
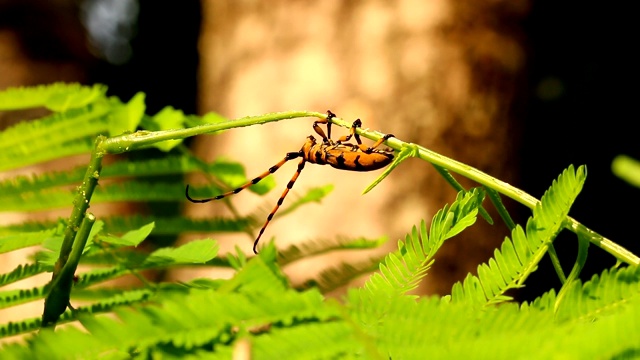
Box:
186;110;395;254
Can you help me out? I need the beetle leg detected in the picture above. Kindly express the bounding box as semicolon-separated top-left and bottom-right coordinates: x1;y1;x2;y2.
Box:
185;151;302;203
360;133;395;153
312;110;336;144
336;119;363;144
253;158;306;254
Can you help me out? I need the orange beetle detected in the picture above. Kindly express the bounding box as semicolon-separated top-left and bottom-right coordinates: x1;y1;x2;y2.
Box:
186;110;394;253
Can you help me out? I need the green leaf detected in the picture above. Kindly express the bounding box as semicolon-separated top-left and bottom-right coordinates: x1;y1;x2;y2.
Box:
0;263;46;287
304;258;384;294
108;92;146;136
37;221;103;268
554;231;590;312
432;164;494;225
99;222;155;247
1;138;97;172
209;158;276;195
184;111;228;128
362;143;414;195
276;184;334;217
0;286;45;310
142;239;219;267
359;188;483;302
45;85;108;112
140;106;185;151
554;265;640;322
0;155;205;195
451;165;587;306
278;235;388;266
0;103;111;170
0;228;57;254
101;214;251;235
0;83;107;111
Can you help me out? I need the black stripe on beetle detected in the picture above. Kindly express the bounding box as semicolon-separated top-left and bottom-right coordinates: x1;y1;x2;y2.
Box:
185;110;394;254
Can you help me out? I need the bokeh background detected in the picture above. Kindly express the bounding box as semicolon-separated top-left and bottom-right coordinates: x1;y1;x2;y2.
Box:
1;0;639;318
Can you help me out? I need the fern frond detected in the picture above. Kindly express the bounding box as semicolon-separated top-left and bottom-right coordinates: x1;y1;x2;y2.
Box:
0;166;86;194
140;239;219;267
107;92;145;136
76;239;220;280
2;240;218;313
0;286;45;310
451;165;587;306
0;155;196;194
94;181;188;203
0;137;95;172
103;154;201;177
0;257;338;359
302;258;383;294
362;188;484;299
73;267;128;289
0;228;57;254
0;83;107;111
219;249;289;295
522;289;557;312
0;103;111;169
101;214;251;235
548;296;640;358
253;321;360;359
277;235;388;266
274;184;334;218
0;215;186;237
0;289;154;339
0;181;189;211
350;293;558;358
555;265;640;322
139;106;185;151
98;221;155;247
0;221;53;235
0;263;46;287
63;290;153;325
0;317;43;341
207;157;276;195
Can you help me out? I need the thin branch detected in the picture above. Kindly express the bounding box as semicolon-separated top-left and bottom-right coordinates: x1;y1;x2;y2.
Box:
327;114;640;266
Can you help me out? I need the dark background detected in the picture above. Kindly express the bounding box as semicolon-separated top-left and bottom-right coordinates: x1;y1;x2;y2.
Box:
518;1;639;300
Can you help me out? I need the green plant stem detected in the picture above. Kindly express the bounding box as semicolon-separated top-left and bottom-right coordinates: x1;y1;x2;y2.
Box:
53;136;105;278
46;136;104;327
432;164;493;225
99;111;325;153
42;212;96;327
484;187;516;230
546;244;567;283
326;115;640;266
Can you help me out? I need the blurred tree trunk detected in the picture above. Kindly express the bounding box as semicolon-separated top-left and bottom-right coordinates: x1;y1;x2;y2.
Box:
197;0;528;294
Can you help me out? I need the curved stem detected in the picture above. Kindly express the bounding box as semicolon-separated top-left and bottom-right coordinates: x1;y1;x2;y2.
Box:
327;114;640;266
99;111;325;154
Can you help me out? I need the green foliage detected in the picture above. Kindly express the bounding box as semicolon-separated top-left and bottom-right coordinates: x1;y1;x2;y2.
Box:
0;83;107;111
450;165;587;306
359;189;484;301
1;83;639;358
